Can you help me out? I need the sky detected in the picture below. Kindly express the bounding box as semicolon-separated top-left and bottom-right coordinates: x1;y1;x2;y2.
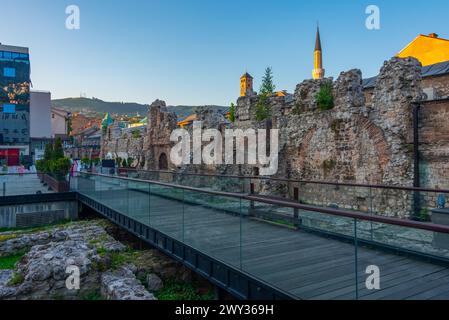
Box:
1;0;449;106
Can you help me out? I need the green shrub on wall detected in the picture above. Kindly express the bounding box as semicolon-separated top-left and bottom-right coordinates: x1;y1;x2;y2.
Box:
229;103;236;122
316;82;334;111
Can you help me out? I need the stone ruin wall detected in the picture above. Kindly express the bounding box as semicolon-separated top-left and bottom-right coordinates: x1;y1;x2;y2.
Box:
419;99;449;190
101;57;449;218
233;57;423;218
422;74;449;99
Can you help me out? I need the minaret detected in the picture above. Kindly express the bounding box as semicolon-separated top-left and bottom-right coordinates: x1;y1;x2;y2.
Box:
312;26;325;80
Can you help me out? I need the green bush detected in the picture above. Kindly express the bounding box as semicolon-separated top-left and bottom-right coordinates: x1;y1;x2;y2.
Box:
81;157;90;167
35;159;47;173
131;130;141;139
37;139;70;179
316;82;334;111
51;158;71;179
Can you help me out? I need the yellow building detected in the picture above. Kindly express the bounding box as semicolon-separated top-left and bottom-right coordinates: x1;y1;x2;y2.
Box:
178;114;198;128
312;26;325;80
397;33;449;66
240;72;254;97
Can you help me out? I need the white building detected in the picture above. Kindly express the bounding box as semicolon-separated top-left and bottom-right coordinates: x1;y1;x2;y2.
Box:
51;107;70;138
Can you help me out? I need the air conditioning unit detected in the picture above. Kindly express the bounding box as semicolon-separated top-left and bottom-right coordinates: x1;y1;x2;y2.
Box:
423;87;439;101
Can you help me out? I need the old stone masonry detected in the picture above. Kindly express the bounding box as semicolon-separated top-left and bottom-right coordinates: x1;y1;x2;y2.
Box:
0;220;193;300
101;57;449;218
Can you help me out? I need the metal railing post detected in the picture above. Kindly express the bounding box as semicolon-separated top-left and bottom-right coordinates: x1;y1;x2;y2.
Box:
293;187;300;229
249;182;255;217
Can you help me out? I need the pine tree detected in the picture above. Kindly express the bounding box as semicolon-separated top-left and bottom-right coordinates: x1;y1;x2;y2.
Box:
259;67;276;95
53;137;64;159
44;142;53;162
229;103;236;122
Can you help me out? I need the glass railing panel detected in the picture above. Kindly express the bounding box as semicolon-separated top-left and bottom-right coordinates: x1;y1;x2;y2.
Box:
95;175;129;214
240;198;357;300
182;189;242;269
75;172;97;198
355;221;449;300
0;173;56;196
149;183;184;241
125;179;151;223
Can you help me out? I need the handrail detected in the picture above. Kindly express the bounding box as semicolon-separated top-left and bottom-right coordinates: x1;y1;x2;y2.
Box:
118;168;449;194
76;172;449;235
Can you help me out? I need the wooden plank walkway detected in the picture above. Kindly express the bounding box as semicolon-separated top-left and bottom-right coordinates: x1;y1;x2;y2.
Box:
80;180;449;300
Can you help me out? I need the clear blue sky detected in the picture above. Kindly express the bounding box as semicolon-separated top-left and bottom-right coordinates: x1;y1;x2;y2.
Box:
1;0;448;106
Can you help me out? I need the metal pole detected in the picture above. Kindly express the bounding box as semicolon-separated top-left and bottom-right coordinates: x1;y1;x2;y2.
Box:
354;218;359;300
412;102;422;219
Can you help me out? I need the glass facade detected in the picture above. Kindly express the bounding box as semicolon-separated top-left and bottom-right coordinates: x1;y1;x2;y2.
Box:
0;47;30;146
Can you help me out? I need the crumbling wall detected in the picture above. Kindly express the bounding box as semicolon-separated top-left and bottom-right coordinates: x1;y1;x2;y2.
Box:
419;99;449;189
100;57;449;218
143;100;178;171
237;57;423;217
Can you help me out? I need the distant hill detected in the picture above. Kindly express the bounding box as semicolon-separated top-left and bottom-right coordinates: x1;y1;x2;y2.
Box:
51;97;228;119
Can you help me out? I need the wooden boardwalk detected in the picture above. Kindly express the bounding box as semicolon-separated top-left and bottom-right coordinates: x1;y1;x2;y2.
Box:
81;180;449;300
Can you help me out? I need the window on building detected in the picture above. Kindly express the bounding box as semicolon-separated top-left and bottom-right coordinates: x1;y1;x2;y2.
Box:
3;104;16;113
3;51;11;59
3;67;16;77
52;114;55;119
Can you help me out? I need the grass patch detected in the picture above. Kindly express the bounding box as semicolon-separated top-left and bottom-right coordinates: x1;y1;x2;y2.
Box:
0;219;110;243
109;250;140;270
0;219;75;236
0;234;18;242
8;272;24;286
0;250;27;270
81;290;102;300
155;279;214;300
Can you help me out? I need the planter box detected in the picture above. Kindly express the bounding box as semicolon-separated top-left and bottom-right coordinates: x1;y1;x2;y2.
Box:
41;173;70;193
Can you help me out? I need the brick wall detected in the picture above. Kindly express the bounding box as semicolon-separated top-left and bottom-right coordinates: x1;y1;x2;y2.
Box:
419;99;449;189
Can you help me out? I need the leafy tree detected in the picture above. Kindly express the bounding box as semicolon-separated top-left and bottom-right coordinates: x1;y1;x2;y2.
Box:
259;67;276;95
229;103;236;122
316;82;334;111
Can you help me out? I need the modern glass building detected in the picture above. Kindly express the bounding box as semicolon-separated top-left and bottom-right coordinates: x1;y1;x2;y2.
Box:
0;43;31;166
